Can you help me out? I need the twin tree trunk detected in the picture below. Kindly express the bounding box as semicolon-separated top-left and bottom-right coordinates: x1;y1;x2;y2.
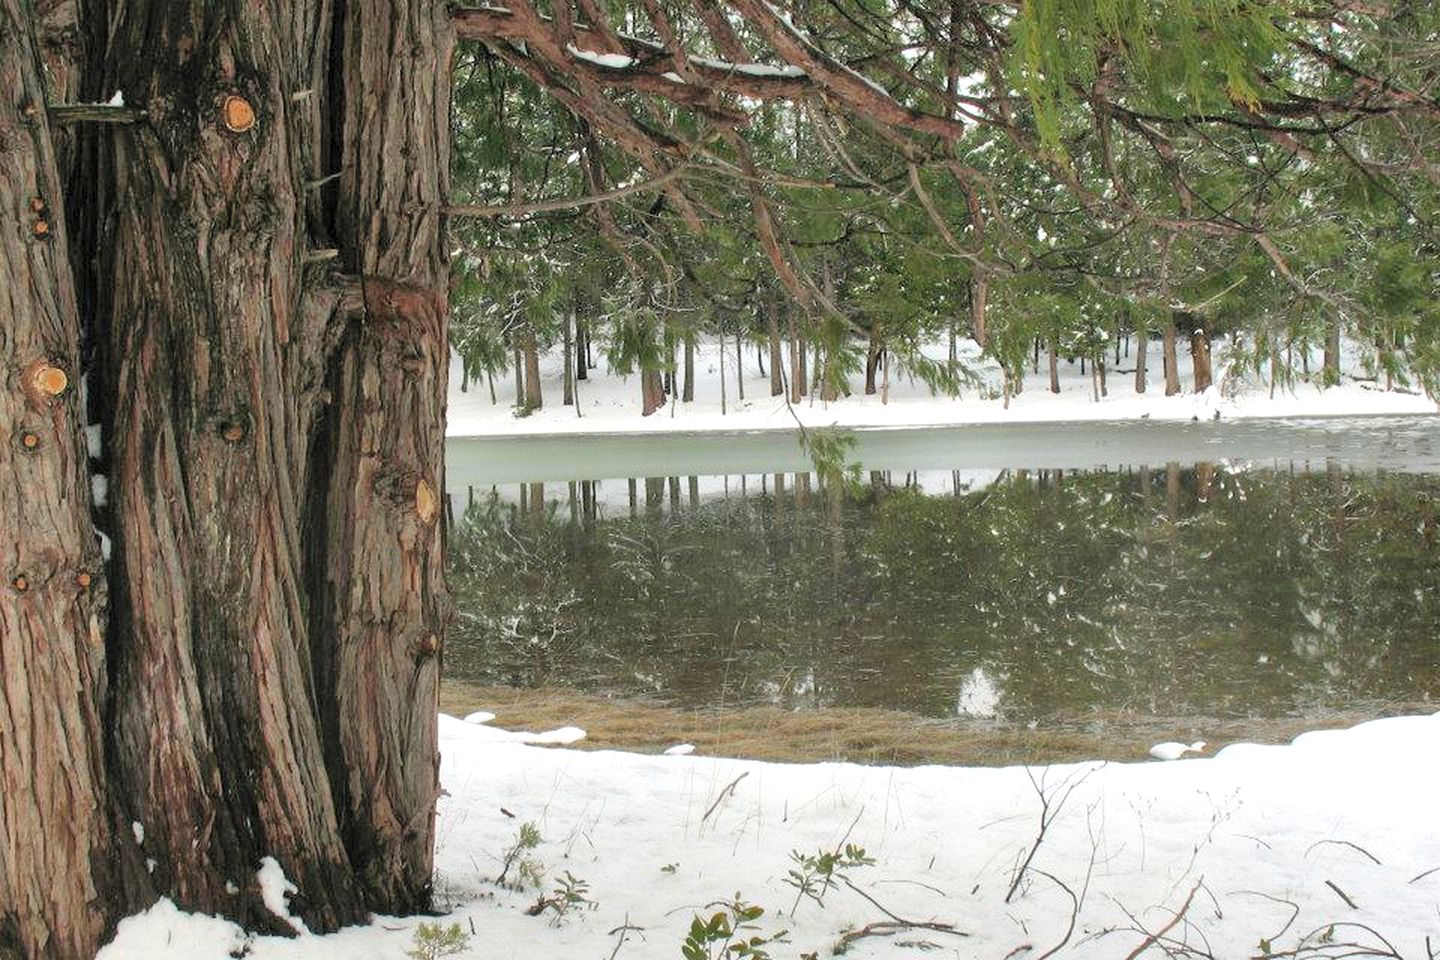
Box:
2;3;450;957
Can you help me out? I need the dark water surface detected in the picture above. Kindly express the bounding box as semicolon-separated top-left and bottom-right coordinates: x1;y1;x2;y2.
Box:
444;416;1440;722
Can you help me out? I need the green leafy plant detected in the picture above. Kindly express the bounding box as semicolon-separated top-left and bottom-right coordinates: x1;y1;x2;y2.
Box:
496;820;544;890
524;870;596;925
681;896;788;960
406;922;468;960
784;844;875;916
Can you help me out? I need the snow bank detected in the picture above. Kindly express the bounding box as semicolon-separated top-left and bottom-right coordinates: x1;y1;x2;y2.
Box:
101;710;1440;959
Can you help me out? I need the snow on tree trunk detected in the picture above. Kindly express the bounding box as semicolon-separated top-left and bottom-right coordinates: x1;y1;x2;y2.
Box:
0;7;115;956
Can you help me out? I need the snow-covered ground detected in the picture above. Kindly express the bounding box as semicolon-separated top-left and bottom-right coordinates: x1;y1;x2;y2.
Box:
448;337;1436;437
103;711;1440;959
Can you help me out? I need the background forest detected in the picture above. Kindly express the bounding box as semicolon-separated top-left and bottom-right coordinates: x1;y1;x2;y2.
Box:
448;0;1439;415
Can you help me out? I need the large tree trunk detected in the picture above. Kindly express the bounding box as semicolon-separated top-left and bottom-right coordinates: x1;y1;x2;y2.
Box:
2;1;453;953
320;0;450;910
0;8;116;956
99;0;366;932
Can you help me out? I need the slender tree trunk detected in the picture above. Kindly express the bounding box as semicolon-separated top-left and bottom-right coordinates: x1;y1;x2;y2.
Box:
767;299;784;396
1048;336;1060;393
865;336;882;395
735;330;746;400
1135;330;1148;394
563;309;575;405
719;331;728;415
523;331;543;409
1323;320;1341;385
641;369;666;416
682;335;695;402
1190;330;1213;393
514;346;524;406
1163;314;1182;396
575;316;588;380
0;9;116;956
970;275;988;349
797;327;808;398
787;313;802;404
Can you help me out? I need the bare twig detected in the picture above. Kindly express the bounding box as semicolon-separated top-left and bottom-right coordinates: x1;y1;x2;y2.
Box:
1231;890;1300;943
1323;879;1358;910
700;771;749;825
606;915;643;959
837;875;967;939
1408;865;1440;885
1124;877;1203;960
1005;764;1100;903
1305;839;1382;866
1032;870;1079;960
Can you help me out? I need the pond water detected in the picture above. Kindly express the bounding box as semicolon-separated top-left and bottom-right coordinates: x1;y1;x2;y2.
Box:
444;416;1440;725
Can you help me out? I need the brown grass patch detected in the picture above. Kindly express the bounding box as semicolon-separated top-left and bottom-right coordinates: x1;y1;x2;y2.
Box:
441;680;1432;766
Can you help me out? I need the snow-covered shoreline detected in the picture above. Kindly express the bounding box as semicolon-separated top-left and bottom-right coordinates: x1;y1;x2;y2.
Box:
447;339;1437;439
101;710;1440;959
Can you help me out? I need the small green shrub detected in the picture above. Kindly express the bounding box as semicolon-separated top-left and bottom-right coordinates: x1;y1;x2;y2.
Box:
682;896;788;960
406;922;468;960
496;820;544;890
525;870;597;925
784;844;875;916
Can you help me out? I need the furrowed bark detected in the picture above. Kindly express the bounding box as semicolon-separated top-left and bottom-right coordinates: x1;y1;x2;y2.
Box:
0;7;114;956
98;1;364;932
95;0;365;932
319;0;452;911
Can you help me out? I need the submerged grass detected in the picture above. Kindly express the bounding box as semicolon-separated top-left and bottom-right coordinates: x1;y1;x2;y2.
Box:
439;680;1430;766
